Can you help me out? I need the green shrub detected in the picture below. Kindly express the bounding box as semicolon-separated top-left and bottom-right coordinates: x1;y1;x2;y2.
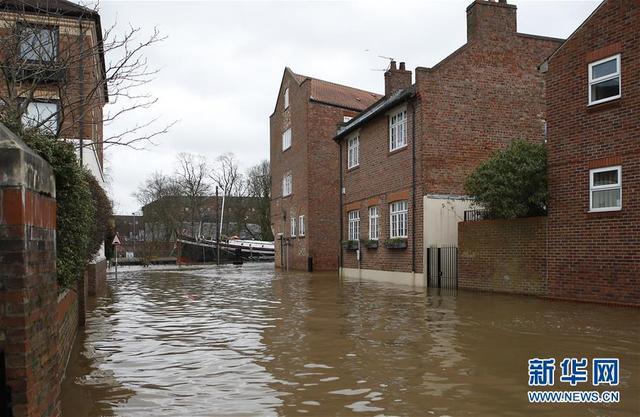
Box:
464;139;548;219
86;172;114;260
21;130;97;289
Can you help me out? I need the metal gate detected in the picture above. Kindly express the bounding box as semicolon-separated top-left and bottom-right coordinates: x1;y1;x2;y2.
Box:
426;246;458;289
1;350;12;417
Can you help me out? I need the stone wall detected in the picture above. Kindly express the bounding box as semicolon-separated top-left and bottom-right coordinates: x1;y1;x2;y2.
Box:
458;217;547;295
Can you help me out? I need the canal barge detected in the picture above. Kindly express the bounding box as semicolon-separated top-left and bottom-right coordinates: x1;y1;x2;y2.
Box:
176;235;275;264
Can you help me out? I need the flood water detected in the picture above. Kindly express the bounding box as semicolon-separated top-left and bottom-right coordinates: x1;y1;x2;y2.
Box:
61;263;640;417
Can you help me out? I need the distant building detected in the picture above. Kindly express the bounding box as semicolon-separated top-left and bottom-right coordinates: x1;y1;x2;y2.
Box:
270;68;380;271
334;0;562;285
543;0;639;304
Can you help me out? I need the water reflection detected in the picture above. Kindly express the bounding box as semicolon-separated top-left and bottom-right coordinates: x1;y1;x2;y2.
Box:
61;264;640;417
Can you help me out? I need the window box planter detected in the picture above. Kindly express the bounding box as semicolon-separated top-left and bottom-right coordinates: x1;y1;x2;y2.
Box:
384;238;408;249
342;240;359;251
362;239;378;249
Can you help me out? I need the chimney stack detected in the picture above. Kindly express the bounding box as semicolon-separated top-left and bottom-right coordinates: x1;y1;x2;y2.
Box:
384;61;412;96
466;0;517;43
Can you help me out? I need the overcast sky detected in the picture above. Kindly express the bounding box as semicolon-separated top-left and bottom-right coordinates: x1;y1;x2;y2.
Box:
99;0;601;215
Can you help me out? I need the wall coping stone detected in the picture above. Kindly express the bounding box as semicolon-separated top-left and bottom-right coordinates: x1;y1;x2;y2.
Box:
0;123;55;197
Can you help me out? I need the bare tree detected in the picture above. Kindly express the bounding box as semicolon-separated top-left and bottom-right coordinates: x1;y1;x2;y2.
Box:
210;152;243;196
245;160;273;241
0;0;175;152
175;153;211;237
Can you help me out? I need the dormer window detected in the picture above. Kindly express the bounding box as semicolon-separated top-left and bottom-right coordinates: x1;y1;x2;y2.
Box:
19;24;57;62
588;54;621;105
284;88;290;109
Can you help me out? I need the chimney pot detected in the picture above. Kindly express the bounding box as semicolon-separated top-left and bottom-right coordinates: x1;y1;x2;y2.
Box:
390;60;397;70
399;62;406;71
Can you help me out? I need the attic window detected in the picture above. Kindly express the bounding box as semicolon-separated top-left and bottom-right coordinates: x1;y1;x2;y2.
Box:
588;54;621;105
284;88;290;109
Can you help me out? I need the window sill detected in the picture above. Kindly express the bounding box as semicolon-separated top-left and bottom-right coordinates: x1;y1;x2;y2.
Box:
347;164;360;172
587;208;622;218
282;146;291;153
283;194;292;199
587;97;621;112
298;235;305;239
389;145;408;156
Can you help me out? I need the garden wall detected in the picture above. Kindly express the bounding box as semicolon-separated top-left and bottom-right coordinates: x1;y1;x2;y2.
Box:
458;217;547;295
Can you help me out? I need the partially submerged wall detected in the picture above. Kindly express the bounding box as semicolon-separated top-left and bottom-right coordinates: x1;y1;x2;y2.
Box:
458;217;547;295
0;123;61;417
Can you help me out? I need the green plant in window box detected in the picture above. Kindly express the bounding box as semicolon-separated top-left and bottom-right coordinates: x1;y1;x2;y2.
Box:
362;239;378;249
342;240;359;250
384;238;408;249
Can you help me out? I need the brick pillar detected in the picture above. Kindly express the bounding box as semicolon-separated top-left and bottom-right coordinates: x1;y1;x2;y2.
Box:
0;124;60;417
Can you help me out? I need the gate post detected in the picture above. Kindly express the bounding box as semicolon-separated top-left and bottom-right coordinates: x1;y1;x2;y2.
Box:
0;124;60;417
437;246;442;288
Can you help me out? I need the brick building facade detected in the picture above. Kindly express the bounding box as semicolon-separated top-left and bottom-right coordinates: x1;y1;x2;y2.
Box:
544;0;639;304
270;68;379;271
335;0;563;285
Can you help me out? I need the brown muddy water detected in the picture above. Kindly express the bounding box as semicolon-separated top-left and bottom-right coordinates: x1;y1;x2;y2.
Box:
61;263;640;417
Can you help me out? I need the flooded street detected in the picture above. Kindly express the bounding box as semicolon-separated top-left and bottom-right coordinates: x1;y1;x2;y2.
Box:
61;263;640;417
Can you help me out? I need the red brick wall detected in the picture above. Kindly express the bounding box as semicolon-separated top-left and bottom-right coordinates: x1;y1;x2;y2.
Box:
270;72;360;271
270;71;310;271
56;289;79;377
0;187;61;417
341;102;423;274
458;217;547;295
86;259;107;296
545;0;640;305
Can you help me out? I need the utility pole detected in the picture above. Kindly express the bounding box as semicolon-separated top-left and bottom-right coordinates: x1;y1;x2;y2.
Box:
132;212;137;258
215;186;220;265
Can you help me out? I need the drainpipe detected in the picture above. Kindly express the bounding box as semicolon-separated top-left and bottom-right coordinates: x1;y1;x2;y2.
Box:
411;99;416;275
338;139;344;276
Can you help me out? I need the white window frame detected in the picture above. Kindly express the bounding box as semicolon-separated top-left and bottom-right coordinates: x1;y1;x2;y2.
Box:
588;54;621;106
347;135;359;169
389;200;408;238
282;128;292;151
589;166;622;212
368;206;379;240
299;215;305;237
290;216;296;237
284;88;290;109
348;210;360;241
389;108;407;151
282;172;292;197
21;100;59;134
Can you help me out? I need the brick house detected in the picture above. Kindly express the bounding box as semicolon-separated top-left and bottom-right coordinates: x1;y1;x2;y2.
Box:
543;0;639;304
334;0;563;286
270;68;380;271
0;0;108;272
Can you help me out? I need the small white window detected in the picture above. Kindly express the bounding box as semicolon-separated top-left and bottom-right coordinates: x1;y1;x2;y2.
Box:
284;88;290;109
588;54;621;105
282;172;292;197
282;128;292;151
348;210;360;241
343;116;353;123
347;135;359;169
22;101;59;133
299;215;305;237
590;166;621;212
290;216;296;237
389;109;407;151
390;200;408;238
368;206;379;240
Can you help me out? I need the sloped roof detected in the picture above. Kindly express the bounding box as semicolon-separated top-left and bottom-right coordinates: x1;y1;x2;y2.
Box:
1;0;98;18
289;68;381;112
